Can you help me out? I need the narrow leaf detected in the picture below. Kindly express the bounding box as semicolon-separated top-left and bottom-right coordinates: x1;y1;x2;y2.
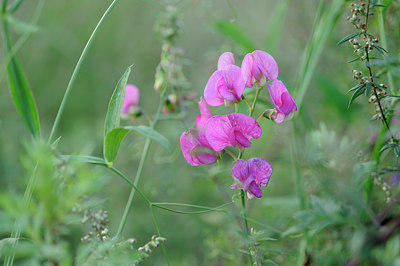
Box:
104;126;172;165
374;45;388;54
347;57;360;63
348;86;366;108
337;32;361;45
62;155;107;166
104;65;132;136
2;22;40;137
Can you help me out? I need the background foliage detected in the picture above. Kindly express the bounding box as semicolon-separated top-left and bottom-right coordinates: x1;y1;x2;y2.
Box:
1;0;400;265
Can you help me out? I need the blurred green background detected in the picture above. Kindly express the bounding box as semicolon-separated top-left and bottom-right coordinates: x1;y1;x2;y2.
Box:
1;0;400;265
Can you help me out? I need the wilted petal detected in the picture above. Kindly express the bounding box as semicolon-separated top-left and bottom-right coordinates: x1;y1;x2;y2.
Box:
196;97;213;127
217;52;235;70
122;84;140;114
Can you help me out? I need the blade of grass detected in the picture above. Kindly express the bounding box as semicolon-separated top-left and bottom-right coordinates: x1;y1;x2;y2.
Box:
48;0;121;142
294;0;345;111
1;10;40;137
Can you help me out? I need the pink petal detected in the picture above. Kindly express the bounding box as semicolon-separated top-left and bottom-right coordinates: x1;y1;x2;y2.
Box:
248;158;272;187
241;50;279;88
248;181;262;198
180;129;217;166
228;113;262;140
122;84;140;114
224;65;245;101
252;50;278;81
241;53;256;88
231;159;249;183
196;97;213;127
268;80;297;122
204;70;225;106
205;115;236;152
217;52;235;70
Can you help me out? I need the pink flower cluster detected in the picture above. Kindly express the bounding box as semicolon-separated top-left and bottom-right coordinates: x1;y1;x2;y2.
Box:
180;50;296;198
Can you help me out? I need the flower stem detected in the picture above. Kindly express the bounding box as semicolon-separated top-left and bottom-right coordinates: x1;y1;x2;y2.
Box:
116;88;167;239
48;0;120;143
224;149;238;161
242;95;252;112
250;87;262;117
241;189;254;265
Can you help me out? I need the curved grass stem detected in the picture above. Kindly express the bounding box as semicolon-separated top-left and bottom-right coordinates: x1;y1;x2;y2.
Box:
48;0;120;142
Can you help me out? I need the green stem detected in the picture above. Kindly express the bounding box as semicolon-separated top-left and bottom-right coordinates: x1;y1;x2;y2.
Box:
250;87;262;117
48;0;120;142
224;149;238;161
150;206;170;266
116;89;167;239
241;189;254;265
242;95;252;111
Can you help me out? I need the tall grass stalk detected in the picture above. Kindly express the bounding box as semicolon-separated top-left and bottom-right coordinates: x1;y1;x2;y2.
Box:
48;0;120;142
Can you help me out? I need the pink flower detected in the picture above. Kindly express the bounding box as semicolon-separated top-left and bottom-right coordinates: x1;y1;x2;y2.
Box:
268;80;297;123
241;50;279;88
180;128;218;166
122;84;140;114
217;52;235;70
231;158;272;199
206;113;262;152
180;97;218;166
204;65;245;106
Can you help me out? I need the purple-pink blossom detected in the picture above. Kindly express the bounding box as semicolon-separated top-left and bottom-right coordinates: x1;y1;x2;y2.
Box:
204;64;245;106
122;84;140;114
180;97;218;166
206;113;262;152
231;158;272;199
217;52;235;70
268;80;297;123
241;50;279;88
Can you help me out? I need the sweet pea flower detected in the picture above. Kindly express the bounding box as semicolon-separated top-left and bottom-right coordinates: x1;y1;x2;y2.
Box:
180;97;218;166
206;113;262;152
204;65;245;106
122;84;140;114
230;158;272;199
217;52;235;70
268;80;297;123
241;50;279;88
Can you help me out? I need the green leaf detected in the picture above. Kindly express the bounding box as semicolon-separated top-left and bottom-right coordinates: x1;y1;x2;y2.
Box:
213;21;255;53
347;83;364;94
337;32;361;45
104;65;132;136
374;45;388;54
347;57;360;63
348;85;366;109
104;126;172;165
2;21;40;137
